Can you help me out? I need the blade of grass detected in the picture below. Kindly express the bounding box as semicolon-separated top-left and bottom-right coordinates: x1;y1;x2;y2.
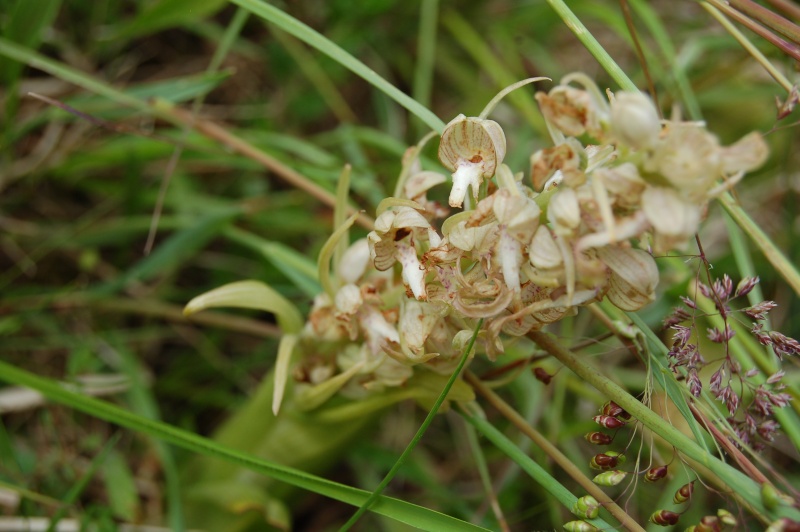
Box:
701;2;795;92
269;27;357;123
228;0;445;133
463;420;509;532
460;404;613;530
545;0;638;92
718;192;800;297
339;319;485;531
0;360;489;532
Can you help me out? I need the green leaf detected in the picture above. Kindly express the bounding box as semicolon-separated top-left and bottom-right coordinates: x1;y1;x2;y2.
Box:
102;450;140;521
184;280;304;334
113;0;228;40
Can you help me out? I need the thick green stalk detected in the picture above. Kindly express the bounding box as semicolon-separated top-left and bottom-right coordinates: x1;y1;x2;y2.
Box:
528;330;800;524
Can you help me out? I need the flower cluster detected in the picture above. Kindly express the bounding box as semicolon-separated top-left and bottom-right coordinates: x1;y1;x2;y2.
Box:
665;274;797;449
291;73;770;401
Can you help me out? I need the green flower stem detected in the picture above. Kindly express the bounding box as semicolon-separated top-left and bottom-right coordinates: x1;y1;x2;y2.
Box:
463;420;510;532
338;319;485;531
464;372;643;532
544;0;638;92
718;193;800;297
527;330;800;524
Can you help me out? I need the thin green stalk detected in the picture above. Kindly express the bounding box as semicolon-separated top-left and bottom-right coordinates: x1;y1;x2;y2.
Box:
463;420;509;532
460;404;613;530
229;0;445;133
0;360;488;532
545;0;638;92
702;2;795;92
728;0;800;44
718;193;800;297
527;330;800;524
339;319;484;531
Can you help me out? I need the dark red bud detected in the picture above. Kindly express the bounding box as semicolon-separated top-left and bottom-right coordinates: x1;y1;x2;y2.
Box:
674;481;695;504
593;414;626;429
650;510;680;526
601;401;632;420
644;465;668;482
533;367;552;384
590;453;619;470
584;432;613;445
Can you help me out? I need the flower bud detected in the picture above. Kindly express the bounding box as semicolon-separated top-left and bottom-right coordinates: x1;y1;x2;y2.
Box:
589;454;616;470
644;465;668;482
593;414;626;429
673;481;694;503
601;401;631;420
592;470;627;486
572;495;600;519
584;432;612;445
610;91;661;150
717;509;736;527
533;367;552;384
597;246;659;311
650;510;680;526
438;114;506;208
563;520;598;532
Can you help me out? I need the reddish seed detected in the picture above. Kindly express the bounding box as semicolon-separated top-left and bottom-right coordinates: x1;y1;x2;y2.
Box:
584;432;613;445
696;516;721;532
601;401;631;420
644;465;668;482
590;453;619;470
533;367;552;384
650;510;680;526
593;414;626;429
674;481;695;504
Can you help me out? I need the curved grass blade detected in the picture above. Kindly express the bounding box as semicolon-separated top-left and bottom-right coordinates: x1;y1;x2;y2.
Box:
545;0;638;92
228;0;446;133
0;360;489;532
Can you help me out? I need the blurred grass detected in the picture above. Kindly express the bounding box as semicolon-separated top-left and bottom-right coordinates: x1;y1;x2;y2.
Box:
1;0;798;530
